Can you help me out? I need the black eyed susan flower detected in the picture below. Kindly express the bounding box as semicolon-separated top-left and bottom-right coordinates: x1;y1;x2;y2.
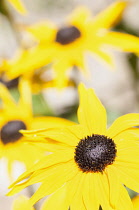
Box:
8;84;139;210
6;1;139;88
0;79;75;177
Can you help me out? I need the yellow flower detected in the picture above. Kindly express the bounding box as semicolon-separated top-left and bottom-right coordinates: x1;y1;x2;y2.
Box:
7;0;26;14
8;84;139;210
0;79;75;176
12;195;35;210
6;1;139;88
132;195;139;210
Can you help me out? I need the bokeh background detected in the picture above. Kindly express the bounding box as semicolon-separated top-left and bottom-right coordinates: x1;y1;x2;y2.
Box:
0;0;139;209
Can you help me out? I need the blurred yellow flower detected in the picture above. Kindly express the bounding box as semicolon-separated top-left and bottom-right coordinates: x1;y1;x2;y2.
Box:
6;1;139;89
12;195;35;210
0;79;75;177
8;84;139;209
7;0;26;14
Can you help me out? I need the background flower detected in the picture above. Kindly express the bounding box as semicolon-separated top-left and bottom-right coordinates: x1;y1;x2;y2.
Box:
0;78;75;178
5;1;139;89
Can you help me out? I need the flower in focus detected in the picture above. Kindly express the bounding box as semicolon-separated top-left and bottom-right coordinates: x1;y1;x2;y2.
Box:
6;1;139;88
7;0;26;14
12;195;34;210
132;195;139;210
8;84;139;210
0;78;75;177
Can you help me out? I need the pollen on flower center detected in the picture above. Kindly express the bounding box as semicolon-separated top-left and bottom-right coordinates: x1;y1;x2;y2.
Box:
0;120;27;144
55;26;81;45
74;134;117;173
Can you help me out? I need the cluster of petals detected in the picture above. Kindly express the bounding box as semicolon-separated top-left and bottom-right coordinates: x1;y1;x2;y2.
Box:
0;78;74;177
8;84;139;210
4;1;139;89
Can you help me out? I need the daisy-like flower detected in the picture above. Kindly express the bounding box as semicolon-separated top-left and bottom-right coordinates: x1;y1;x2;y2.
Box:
7;0;26;14
8;84;139;210
0;79;74;176
6;1;139;88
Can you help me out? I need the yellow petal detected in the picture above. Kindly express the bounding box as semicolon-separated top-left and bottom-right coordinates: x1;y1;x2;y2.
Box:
132;195;139;210
66;172;83;204
89;48;115;68
30;116;76;130
116;141;139;164
116;164;139;192
92;1;127;29
12;195;34;210
66;124;86;140
102;31;139;54
29;161;78;205
83;173;99;210
8;0;27;14
106;166;120;209
41;184;69;210
27;22;56;42
0;83;16;110
107;113;139;138
9;149;74;189
18;78;32;117
117;185;133;210
69;7;91;29
78;83;107;136
7;48;53;79
93;172;113;210
53;59;72;89
22;126;79;146
113;128;139;143
70;173;87;210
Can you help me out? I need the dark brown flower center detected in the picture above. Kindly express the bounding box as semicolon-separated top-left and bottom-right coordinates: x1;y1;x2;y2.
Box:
0;120;27;144
55;26;81;45
74;134;117;173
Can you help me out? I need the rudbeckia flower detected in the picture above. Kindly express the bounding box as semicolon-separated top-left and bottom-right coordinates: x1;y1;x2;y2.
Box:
0;79;74;176
12;196;34;210
8;84;139;210
7;0;26;14
6;1;139;88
